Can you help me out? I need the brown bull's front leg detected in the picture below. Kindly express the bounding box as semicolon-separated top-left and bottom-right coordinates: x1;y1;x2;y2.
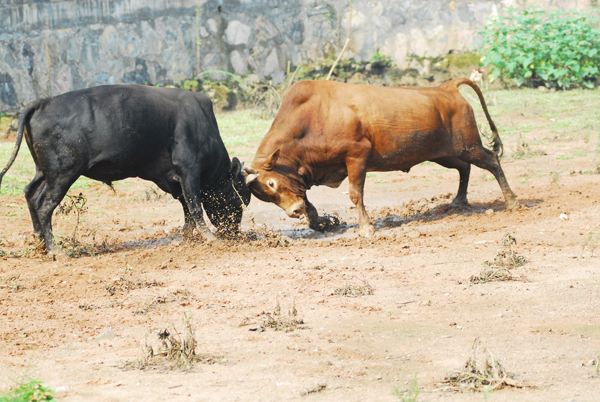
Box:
346;155;374;237
305;198;340;232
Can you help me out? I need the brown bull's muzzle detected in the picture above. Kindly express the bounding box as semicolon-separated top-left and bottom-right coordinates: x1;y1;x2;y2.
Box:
284;199;306;219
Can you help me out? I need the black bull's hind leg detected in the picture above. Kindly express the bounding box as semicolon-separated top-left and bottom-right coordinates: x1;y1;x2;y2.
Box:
28;174;78;250
24;170;45;236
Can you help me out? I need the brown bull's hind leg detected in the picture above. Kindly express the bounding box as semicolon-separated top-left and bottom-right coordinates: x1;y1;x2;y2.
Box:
432;157;471;207
461;146;518;210
346;156;374;237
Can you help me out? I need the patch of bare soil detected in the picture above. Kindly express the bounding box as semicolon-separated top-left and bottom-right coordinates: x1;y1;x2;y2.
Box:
1;137;600;401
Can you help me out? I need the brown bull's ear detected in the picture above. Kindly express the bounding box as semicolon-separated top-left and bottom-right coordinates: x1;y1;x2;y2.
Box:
263;149;280;170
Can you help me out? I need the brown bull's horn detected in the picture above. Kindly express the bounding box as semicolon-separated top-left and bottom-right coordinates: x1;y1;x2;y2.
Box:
243;166;257;176
245;173;259;185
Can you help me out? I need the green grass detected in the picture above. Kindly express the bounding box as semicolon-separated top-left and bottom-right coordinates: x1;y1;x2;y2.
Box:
0;109;270;197
463;87;600;140
0;380;55;402
393;377;419;402
0;143;91;196
462;87;600;165
216;109;272;156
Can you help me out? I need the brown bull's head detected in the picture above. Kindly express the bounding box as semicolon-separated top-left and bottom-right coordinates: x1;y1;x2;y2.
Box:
244;149;308;218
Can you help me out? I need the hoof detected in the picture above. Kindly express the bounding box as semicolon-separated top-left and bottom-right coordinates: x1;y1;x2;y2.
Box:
182;225;195;240
201;230;218;242
48;248;64;259
184;228;217;243
309;215;340;232
358;224;375;238
322;215;340;230
505;198;520;211
451;199;470;210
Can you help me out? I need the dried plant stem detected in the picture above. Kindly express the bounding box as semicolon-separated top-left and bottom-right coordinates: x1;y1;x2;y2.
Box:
326;37;350;80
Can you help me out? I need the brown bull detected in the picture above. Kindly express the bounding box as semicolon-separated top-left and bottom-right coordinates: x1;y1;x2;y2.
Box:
245;79;517;236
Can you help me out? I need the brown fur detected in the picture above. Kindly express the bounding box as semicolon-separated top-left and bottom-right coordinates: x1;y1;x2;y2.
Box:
248;79;517;234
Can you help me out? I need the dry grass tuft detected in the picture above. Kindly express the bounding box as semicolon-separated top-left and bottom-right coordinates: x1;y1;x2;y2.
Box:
300;383;327;396
486;233;528;269
441;338;526;392
55;193;116;257
471;233;527;284
513;136;546;160
333;280;374;297
6;235;46;258
56;193;88;256
130;315;220;371
469;267;515;284
106;268;163;296
253;299;305;332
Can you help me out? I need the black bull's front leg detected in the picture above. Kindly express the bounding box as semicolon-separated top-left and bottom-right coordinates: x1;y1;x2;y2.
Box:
304;198;340;232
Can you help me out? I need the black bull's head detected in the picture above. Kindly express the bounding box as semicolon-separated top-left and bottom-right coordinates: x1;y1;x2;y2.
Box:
203;157;252;235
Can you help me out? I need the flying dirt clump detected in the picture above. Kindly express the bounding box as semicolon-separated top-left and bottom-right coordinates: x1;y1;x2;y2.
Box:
441;338;528;392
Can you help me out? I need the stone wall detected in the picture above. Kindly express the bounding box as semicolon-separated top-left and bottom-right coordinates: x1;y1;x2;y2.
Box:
0;0;595;111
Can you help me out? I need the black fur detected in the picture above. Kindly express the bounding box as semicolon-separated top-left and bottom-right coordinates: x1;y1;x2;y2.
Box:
0;85;250;250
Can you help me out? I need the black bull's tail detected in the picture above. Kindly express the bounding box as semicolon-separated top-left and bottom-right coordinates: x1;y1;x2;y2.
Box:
0;103;38;190
451;78;504;158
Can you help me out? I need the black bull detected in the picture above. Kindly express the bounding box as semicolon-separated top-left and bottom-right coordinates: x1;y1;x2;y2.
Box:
0;85;251;250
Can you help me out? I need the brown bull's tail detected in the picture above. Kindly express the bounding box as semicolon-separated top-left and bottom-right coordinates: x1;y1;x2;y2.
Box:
0;104;37;190
453;78;503;158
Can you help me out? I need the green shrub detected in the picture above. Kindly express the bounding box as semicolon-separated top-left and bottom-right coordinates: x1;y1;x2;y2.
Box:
180;79;200;92
0;380;55;402
481;8;600;89
370;49;393;68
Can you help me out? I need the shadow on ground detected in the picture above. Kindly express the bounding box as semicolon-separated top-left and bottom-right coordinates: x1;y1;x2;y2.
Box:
279;198;543;240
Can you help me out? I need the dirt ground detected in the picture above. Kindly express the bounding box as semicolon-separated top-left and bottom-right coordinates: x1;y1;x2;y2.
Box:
1;93;600;401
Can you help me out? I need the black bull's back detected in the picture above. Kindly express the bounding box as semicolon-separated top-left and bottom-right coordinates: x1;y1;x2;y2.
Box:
30;86;182;183
1;84;250;250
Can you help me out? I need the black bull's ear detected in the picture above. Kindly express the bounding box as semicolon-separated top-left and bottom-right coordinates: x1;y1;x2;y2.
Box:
231;157;243;178
230;157;252;206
